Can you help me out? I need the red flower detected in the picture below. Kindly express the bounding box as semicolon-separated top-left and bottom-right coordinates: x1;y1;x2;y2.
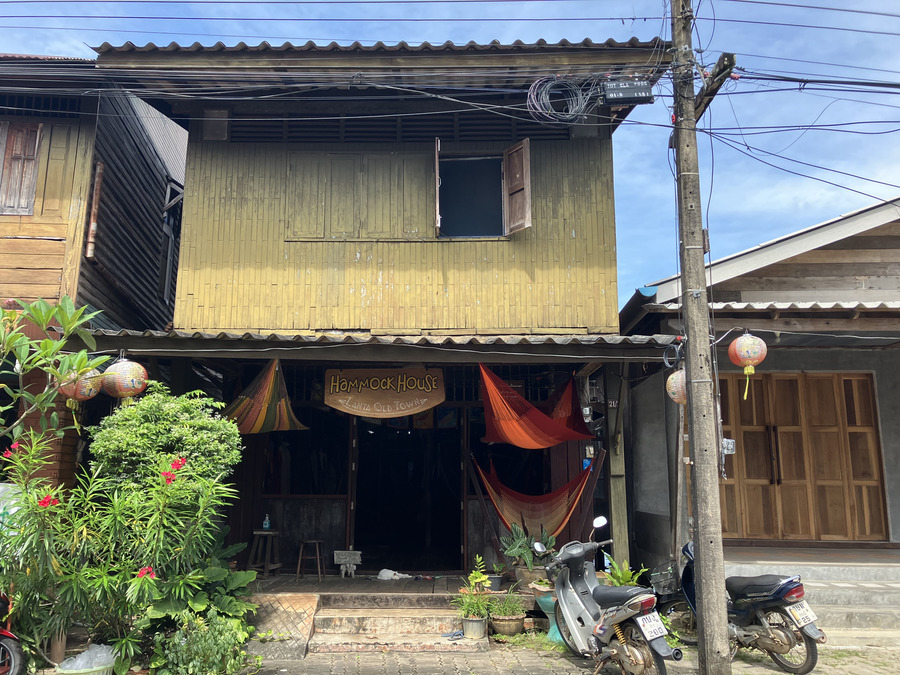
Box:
171;457;186;471
38;494;59;508
2;450;11;459
161;471;176;485
137;565;155;579
10;442;18;450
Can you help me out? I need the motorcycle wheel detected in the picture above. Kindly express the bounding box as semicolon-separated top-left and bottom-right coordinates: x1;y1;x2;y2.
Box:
554;601;583;657
0;635;23;675
617;621;667;675
659;599;698;646
763;608;818;675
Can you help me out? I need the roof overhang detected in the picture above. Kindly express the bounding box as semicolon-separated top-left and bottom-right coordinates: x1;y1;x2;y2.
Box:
68;328;678;365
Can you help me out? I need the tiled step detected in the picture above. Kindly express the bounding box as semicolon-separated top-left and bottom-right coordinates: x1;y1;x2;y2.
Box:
813;606;900;630
725;562;900;583
307;632;490;653
314;607;460;635
318;591;456;609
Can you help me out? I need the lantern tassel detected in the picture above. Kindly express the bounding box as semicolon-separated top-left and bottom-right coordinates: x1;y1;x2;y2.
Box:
742;365;755;400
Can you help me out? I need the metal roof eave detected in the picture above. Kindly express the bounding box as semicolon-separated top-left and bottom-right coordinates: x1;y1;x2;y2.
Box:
69;329;678;365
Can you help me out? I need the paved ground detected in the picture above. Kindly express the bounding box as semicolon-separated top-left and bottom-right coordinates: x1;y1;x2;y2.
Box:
255;629;900;674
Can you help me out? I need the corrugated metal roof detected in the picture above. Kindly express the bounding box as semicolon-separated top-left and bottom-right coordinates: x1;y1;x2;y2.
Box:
76;328;677;363
94;38;668;55
649;301;900;312
0;53;95;63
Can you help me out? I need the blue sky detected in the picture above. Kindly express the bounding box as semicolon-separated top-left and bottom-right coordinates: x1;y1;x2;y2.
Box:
3;0;898;308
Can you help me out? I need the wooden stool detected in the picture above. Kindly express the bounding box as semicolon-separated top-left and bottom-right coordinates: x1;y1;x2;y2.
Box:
247;530;282;578
295;540;325;582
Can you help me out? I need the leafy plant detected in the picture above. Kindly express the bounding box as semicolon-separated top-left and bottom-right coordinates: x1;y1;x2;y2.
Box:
88;382;243;490
603;554;649;587
500;523;535;570
490;584;525;618
451;555;493;619
151;608;260;675
492;562;507;576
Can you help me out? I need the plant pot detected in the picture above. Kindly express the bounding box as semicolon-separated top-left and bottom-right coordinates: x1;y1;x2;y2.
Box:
485;574;505;591
491;614;526;636
514;565;548;586
461;616;487;639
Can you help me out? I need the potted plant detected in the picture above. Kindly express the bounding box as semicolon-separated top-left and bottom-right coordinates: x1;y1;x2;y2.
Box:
501;523;556;585
486;562;506;591
451;555;492;638
489;584;526;636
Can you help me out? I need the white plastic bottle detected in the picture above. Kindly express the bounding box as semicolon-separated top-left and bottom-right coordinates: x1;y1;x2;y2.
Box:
262;514;271;531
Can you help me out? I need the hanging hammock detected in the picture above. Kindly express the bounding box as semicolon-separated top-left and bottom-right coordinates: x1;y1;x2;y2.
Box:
479;364;593;449
549;375;593;437
473;457;596;538
224;359;308;434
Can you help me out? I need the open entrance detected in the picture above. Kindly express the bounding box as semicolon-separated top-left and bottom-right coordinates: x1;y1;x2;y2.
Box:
353;413;462;572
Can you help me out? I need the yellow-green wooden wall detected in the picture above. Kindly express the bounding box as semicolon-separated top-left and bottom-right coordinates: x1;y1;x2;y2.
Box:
175;137;619;334
0;118;95;303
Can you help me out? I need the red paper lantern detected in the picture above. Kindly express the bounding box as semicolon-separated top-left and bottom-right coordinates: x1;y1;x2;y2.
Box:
666;369;688;405
729;332;767;400
102;360;149;402
58;369;102;402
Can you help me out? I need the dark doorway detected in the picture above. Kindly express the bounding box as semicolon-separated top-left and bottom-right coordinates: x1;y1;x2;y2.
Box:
354;413;462;572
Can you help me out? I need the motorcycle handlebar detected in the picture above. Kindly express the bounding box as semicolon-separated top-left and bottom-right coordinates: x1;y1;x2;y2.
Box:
597;538;613;547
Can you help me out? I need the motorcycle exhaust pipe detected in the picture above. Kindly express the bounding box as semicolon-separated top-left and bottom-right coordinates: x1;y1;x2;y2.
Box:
670;648;683;661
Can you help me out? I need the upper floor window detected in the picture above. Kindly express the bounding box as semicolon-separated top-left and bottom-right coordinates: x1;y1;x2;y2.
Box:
0;122;42;216
435;138;531;238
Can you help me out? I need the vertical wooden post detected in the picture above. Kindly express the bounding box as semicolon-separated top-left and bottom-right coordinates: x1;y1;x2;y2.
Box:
607;372;629;566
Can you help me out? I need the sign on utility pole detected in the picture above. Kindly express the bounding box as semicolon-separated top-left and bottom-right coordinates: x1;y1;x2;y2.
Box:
670;0;733;673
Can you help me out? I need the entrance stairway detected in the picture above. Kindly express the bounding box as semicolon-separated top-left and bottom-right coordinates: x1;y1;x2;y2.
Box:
724;547;900;629
307;591;490;653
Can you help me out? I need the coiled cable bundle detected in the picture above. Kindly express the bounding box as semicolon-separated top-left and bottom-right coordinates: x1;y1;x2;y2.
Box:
526;75;603;125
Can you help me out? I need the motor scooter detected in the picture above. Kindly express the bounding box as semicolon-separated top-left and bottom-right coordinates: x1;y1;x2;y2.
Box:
676;541;826;674
535;516;681;675
0;592;23;675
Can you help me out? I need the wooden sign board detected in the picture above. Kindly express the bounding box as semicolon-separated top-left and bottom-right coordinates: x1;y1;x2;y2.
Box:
324;368;445;418
334;550;362;565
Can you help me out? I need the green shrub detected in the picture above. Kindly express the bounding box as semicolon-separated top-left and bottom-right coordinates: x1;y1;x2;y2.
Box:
151;608;259;675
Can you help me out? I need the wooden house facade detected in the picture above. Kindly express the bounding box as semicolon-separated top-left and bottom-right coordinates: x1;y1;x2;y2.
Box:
621;199;900;567
0;56;185;484
91;40;673;573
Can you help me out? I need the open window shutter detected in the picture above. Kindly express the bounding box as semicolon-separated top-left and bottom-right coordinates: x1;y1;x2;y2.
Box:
0;122;41;215
434;137;441;236
503;138;531;234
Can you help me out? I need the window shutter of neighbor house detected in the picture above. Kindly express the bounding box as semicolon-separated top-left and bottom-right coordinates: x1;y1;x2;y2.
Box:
434;137;441;236
0;122;42;215
503;138;531;234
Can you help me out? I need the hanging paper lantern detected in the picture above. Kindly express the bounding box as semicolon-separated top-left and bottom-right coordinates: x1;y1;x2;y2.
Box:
58;369;102;402
666;369;688;405
729;332;768;400
102;359;149;403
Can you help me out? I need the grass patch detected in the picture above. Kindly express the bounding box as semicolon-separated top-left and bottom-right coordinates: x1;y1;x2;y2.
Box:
491;631;568;654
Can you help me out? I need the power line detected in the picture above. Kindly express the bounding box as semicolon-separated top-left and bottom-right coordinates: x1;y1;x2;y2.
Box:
721;0;900;20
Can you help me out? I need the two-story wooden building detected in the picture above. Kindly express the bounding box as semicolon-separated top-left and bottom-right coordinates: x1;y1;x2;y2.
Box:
1;54;186;485
89;40;675;573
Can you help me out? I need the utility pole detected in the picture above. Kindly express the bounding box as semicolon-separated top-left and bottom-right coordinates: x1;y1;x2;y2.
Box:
670;1;733;673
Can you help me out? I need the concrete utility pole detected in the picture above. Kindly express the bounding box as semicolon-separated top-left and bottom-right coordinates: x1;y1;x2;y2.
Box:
670;1;733;673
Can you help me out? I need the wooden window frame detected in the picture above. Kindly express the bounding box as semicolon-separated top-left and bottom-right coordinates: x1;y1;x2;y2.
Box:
0;121;42;216
433;137;531;237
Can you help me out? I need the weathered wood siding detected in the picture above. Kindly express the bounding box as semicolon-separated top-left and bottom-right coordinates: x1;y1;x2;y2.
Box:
0;116;95;303
716;220;900;303
175;136;618;333
78;95;177;330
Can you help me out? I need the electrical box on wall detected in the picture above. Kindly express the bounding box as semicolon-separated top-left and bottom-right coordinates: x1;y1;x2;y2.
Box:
602;81;654;105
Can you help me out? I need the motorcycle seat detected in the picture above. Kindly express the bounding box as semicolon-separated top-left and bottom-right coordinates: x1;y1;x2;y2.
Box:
725;574;791;598
592;584;651;606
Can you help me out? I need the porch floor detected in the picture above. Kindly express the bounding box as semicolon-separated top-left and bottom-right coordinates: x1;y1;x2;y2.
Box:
724;545;900;567
252;573;463;595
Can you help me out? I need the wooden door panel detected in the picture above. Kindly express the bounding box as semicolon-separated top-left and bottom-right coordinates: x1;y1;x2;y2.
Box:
743;484;778;538
720;483;742;538
780;484;814;538
854;484;886;539
816;484;851;538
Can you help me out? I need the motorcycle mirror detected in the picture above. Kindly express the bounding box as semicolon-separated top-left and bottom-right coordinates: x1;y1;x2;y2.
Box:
533;542;547;554
592;515;608;529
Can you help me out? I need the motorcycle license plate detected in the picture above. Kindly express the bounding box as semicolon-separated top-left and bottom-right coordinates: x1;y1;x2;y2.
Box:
636;611;667;640
786;601;818;627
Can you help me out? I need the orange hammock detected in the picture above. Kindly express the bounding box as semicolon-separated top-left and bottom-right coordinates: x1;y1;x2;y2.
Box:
473;457;596;538
224;359;308;434
479;364;593;449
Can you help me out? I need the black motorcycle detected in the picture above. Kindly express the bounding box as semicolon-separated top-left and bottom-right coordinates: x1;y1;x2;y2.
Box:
653;542;825;674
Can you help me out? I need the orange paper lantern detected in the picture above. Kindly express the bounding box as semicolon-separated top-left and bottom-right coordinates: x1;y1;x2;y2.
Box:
729;332;767;400
58;369;102;402
102;360;149;402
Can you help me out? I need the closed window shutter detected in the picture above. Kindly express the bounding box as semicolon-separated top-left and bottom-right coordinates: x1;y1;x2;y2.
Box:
0;122;42;215
503;138;531;234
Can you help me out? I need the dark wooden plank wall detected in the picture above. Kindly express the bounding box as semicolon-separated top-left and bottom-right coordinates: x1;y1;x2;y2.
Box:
77;94;176;330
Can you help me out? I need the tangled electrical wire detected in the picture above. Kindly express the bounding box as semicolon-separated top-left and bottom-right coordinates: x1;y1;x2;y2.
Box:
526;75;605;125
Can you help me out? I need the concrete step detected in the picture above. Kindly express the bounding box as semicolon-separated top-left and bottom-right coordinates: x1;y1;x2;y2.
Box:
814;607;900;631
314;608;460;635
307;632;490;653
725;562;900;583
318;591;456;609
803;580;900;606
